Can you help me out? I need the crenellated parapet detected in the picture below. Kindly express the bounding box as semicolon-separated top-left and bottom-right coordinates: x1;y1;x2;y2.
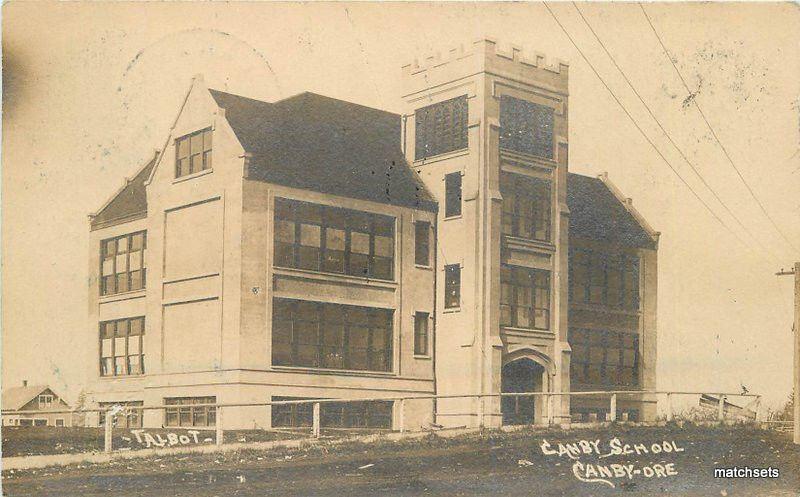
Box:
402;39;569;97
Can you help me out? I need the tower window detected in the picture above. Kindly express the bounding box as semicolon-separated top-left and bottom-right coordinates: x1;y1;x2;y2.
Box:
415;95;468;160
445;172;462;218
444;264;461;309
414;221;431;266
501;173;552;242
414;312;430;356
499;96;554;159
500;265;551;330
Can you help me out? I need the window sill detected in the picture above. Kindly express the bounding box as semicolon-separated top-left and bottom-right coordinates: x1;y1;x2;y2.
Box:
442;214;462;222
413;354;432;360
502;235;555;253
414;264;433;271
98;374;146;380
499;148;557;166
173;168;213;184
442;307;461;314
99;289;146;304
501;326;554;336
271;365;396;378
413;148;469;165
272;265;398;288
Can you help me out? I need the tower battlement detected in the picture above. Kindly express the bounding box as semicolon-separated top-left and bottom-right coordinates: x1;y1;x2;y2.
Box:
402;39;569;97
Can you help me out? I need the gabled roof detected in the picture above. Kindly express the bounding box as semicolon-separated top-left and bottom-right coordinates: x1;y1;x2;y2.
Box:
2;385;65;411
90;153;158;230
210;89;437;212
567;172;658;250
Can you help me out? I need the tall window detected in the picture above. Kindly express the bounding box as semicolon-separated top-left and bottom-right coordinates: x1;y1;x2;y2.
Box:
501;173;551;242
100;317;145;377
445;172;462;218
100;231;146;296
271;397;393;429
164;396;216;427
444;264;461;309
570;248;640;310
415;95;468;160
500;265;550;330
569;329;639;387
414;312;430;356
499;95;554;159
175;128;212;177
272;299;393;372
99;401;143;428
274;198;395;280
414;221;431;266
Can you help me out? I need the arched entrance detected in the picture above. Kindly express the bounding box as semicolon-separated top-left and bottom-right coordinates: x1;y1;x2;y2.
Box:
501;358;546;425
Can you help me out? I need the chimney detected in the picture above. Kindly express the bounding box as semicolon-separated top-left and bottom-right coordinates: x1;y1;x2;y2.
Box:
23;380;28;387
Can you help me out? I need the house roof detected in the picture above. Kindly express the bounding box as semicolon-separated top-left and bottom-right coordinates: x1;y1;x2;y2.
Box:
2;385;63;411
567;172;658;250
209;89;437;212
90;153;158;230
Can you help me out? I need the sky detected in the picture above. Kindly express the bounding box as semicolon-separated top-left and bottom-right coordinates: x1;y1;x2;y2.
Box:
2;2;799;409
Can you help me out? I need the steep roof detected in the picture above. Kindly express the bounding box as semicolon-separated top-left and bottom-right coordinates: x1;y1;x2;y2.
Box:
210;90;437;212
2;385;64;411
90;154;157;230
567;172;658;250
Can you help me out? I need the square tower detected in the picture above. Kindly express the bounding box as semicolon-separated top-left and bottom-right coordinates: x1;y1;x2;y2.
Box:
402;39;571;427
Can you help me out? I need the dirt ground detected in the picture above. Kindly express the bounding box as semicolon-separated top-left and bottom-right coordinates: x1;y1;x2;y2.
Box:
3;424;799;496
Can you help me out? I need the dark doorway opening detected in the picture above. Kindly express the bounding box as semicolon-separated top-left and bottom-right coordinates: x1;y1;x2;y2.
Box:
501;358;544;425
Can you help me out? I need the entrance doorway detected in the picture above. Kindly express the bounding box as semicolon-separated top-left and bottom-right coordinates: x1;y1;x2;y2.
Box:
501;358;545;425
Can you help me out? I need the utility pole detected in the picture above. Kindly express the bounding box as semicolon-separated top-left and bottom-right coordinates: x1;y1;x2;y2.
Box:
776;262;799;444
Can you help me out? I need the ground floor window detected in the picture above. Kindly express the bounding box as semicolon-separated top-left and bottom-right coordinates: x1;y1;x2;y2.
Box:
55;418;65;427
164;396;216;427
271;397;393;429
99;401;144;428
571;408;640;423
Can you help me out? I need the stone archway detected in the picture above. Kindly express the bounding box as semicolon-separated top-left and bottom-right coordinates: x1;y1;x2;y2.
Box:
501;358;546;425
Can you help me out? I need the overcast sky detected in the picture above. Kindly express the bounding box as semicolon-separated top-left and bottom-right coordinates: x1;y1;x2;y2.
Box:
3;2;798;409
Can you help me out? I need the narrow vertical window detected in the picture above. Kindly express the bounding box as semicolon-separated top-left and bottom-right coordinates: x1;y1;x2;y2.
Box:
444;264;461;309
414;312;429;356
414;221;431;266
445;173;462;218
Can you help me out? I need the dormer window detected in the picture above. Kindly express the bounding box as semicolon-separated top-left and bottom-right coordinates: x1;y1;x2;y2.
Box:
175;128;212;178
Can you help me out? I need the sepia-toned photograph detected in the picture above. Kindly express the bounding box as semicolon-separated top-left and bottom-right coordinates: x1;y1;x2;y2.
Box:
1;1;799;495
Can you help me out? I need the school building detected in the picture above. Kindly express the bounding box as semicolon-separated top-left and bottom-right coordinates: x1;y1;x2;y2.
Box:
86;39;658;430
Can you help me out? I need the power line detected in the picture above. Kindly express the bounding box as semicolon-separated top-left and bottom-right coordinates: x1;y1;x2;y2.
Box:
638;2;799;255
571;2;780;264
541;2;752;250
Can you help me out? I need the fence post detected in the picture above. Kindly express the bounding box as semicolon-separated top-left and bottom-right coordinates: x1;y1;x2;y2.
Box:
754;396;762;422
717;395;725;422
312;402;321;438
666;393;674;422
104;410;113;453
398;398;405;434
215;407;223;446
609;394;617;422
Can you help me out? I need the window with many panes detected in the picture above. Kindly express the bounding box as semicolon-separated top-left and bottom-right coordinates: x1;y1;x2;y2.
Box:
414;221;431;266
569;329;639;387
38;394;54;409
415;95;468;160
271;397;393;429
444;172;462;218
414;312;429;356
499;95;554;159
569;248;640;311
100;232;146;296
164;396;216;427
99;401;143;428
100;317;145;377
175;128;212;178
274;198;395;280
501;173;552;242
444;264;461;309
500;265;551;330
272;299;393;372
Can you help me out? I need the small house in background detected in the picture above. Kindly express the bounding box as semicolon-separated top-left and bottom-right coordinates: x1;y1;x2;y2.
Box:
2;381;72;427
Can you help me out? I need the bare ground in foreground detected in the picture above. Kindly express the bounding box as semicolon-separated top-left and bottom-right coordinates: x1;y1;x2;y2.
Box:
3;424;799;497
